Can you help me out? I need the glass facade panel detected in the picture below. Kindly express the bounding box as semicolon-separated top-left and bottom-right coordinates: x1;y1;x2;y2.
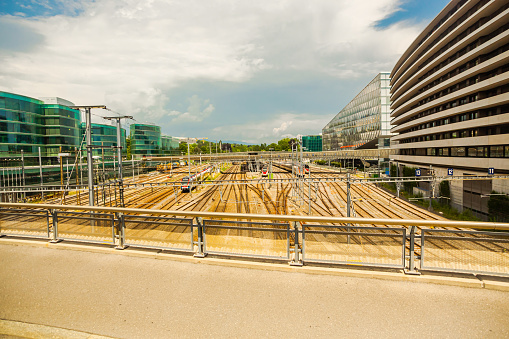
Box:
161;135;180;155
302;135;322;152
130;124;162;156
0;92;81;158
80;123;127;158
322;73;394;151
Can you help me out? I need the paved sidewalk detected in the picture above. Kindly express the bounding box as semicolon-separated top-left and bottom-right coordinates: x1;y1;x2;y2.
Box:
1;242;508;338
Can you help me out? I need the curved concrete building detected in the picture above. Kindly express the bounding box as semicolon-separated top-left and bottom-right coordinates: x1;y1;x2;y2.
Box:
390;0;509;218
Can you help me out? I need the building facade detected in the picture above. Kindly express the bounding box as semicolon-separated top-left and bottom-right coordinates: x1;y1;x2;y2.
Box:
0;92;81;162
81;123;126;158
302;135;322;152
389;0;509;219
161;135;180;155
322;73;393;151
130;123;162;157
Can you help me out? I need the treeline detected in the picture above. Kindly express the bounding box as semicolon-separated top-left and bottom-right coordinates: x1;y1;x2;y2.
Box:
179;137;300;155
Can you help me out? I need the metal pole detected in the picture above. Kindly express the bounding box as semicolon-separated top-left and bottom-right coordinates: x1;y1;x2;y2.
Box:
21;150;25;201
38;147;43;200
407;226;418;274
429;165;433;211
79;153;83;187
347;173;351;244
308;177;311;215
188;142;191;192
75;148;80;205
347;173;351;218
132;157;135;180
116;118;124;207
85;108;94;206
102;141;105;174
59;146;64;201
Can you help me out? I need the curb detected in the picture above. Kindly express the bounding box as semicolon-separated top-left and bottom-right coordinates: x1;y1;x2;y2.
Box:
1;237;508;291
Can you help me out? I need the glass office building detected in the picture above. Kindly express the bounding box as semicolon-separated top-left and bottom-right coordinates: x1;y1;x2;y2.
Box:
161;135;180;155
302;135;322;152
0;91;81;159
130;123;162;157
81;123;126;158
322;73;393;151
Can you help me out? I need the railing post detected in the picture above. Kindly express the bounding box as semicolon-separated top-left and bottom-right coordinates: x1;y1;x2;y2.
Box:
49;209;61;243
115;212;126;250
290;221;303;266
405;226;420;275
194;217;206;258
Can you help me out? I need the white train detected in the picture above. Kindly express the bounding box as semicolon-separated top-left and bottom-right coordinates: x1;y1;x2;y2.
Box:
181;166;213;192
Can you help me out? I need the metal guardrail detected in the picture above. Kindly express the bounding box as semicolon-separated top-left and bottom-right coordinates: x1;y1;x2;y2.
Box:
0;202;508;276
144;149;397;162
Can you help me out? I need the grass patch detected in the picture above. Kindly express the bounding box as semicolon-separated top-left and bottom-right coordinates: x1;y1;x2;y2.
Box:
379;182;481;222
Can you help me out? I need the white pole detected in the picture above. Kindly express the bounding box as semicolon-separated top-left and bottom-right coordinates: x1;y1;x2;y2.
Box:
132;157;135;180
38;147;43;200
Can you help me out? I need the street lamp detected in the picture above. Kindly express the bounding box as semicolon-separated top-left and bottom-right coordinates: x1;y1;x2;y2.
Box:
269;147;274;180
375;143;381;178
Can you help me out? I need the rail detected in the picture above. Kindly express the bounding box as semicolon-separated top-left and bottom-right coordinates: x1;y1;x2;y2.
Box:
1;202;508;276
2;174;508;194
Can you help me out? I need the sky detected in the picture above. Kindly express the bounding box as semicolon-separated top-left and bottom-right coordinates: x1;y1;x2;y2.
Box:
0;0;450;144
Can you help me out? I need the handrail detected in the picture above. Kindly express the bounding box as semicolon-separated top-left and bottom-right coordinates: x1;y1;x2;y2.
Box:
1;202;508;231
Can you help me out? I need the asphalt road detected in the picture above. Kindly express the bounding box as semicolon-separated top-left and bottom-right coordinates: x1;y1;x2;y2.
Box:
1;243;508;338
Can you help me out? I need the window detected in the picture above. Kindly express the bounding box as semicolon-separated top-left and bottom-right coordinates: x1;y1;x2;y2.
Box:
451;147;465;157
491;145;504;157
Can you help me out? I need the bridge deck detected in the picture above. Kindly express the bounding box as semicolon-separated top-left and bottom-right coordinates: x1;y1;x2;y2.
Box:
1;242;508;338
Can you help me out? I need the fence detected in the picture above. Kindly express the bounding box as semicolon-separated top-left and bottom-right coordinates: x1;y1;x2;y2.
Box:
1;203;508;276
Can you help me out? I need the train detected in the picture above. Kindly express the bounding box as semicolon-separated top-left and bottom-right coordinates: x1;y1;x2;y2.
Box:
181;166;213;192
274;162;309;177
156;162;180;172
261;166;268;177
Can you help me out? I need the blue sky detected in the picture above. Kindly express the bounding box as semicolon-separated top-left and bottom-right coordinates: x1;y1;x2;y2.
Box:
0;0;450;144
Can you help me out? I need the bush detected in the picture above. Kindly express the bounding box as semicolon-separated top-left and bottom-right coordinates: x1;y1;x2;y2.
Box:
390;164;397;177
439;181;450;205
488;191;509;222
402;166;418;193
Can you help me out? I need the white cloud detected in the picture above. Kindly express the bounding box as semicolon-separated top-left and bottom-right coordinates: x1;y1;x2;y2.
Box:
0;0;427;141
213;112;329;144
167;95;214;123
273;121;292;135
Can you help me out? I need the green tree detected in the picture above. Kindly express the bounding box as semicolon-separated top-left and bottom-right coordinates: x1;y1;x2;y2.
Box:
267;143;278;151
390;164;397;177
277;138;290;151
126;137;131;159
402;166;418;193
179;142;188;155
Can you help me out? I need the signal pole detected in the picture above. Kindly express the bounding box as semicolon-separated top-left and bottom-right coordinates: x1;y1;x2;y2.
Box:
103;116;133;207
70;105;107;206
